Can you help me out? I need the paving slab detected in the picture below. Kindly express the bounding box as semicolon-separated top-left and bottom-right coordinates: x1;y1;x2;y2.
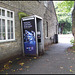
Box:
0;42;75;74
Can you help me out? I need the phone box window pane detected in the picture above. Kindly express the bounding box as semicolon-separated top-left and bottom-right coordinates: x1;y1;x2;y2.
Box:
2;9;5;16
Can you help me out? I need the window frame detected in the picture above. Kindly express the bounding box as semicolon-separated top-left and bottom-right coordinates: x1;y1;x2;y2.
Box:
0;7;15;42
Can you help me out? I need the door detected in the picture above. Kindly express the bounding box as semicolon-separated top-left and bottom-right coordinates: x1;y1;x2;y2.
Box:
22;18;36;55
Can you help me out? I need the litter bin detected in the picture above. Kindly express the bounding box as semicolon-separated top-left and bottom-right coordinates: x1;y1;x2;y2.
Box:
54;34;58;43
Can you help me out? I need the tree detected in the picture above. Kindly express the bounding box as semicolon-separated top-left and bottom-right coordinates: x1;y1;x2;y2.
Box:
53;1;74;34
54;1;74;13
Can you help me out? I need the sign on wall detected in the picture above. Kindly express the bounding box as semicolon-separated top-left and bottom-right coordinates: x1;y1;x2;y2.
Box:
22;19;36;55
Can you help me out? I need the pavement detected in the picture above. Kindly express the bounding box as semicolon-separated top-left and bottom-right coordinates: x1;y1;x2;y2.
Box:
0;34;75;74
58;34;74;43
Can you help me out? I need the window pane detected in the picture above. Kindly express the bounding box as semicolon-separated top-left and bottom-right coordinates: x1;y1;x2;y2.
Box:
2;19;5;33
11;27;13;32
11;12;13;18
11;21;13;32
2;26;5;32
7;20;10;32
7;20;10;26
11;33;13;39
0;19;1;32
0;19;1;26
2;19;5;26
11;21;13;27
8;27;10;32
0;33;2;40
0;9;1;15
8;33;10;39
7;11;11;17
0;26;1;32
2;32;6;40
2;9;5;16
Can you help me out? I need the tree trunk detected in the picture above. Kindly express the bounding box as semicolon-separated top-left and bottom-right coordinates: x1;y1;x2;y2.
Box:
72;1;75;45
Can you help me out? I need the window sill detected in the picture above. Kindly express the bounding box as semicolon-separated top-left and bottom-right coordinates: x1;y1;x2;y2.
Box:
0;39;17;44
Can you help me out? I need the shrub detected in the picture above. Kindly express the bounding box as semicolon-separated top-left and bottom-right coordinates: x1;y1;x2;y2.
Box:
70;39;75;49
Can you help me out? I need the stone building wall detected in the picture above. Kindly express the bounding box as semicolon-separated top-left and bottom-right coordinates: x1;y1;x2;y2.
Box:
0;1;58;62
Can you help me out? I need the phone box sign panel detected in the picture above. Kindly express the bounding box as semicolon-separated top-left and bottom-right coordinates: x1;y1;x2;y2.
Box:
22;19;36;55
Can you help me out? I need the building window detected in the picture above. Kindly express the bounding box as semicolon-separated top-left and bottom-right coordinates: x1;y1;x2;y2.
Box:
0;7;15;42
45;21;48;38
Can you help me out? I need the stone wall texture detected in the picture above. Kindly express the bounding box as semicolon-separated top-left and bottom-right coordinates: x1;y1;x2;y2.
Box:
0;1;58;61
